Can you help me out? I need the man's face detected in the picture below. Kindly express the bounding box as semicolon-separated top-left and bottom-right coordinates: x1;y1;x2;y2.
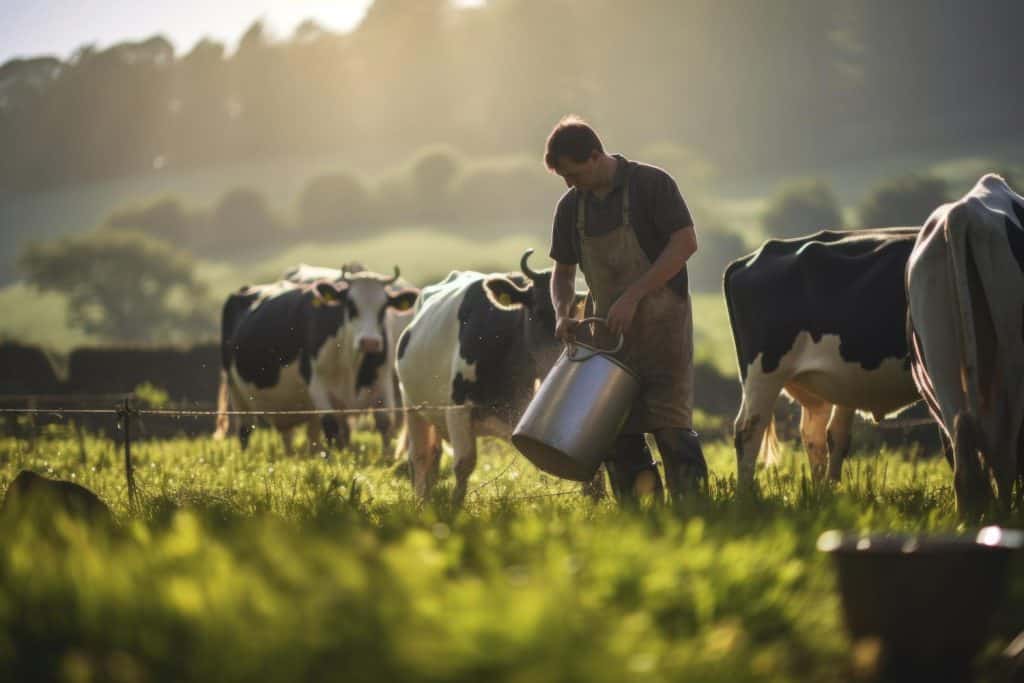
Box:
552;152;601;191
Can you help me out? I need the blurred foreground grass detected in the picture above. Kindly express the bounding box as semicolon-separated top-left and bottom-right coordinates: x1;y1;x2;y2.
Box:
0;426;1021;682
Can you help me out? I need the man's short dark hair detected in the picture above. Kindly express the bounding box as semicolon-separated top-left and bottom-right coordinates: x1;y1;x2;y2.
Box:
544;116;604;170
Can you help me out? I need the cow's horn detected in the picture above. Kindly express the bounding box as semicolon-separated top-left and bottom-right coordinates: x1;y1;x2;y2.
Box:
520;248;540;281
385;265;400;285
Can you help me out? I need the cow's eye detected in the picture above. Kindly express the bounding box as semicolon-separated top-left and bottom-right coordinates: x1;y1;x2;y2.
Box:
346;301;358;318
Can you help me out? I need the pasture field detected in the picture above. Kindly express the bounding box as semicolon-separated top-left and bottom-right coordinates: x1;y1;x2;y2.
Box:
0;425;1021;682
0;227;739;376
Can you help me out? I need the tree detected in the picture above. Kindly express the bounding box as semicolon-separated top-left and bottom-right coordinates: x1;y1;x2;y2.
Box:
18;231;213;343
409;146;462;222
761;180;843;239
858;174;949;228
106;196;193;243
204;187;283;255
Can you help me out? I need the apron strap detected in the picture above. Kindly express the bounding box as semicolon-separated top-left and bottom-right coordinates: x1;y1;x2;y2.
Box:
621;165;631;226
575;189;586;236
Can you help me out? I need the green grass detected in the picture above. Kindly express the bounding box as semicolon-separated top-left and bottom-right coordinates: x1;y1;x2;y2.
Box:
197;226;552;294
0;425;1020;682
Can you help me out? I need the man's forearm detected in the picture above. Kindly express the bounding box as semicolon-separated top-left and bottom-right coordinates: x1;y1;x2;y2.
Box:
628;227;697;300
551;262;577;317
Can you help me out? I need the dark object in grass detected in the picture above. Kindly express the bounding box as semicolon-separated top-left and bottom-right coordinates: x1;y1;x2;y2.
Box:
1;469;114;528
818;527;1023;682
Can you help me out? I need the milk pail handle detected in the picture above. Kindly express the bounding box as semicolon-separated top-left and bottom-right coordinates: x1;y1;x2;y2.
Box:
567;317;624;361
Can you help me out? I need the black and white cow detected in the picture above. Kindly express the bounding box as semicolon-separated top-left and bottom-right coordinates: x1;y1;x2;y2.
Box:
724;228;923;489
214;268;419;451
908;173;1024;515
283;262;417;445
396;250;587;504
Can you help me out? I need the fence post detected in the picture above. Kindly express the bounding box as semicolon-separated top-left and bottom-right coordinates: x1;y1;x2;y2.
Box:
75;420;88;465
26;397;37;451
118;397;139;513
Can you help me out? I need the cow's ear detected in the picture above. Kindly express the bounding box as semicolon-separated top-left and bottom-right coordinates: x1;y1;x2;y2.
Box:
312;280;347;306
484;277;532;310
387;288;419;312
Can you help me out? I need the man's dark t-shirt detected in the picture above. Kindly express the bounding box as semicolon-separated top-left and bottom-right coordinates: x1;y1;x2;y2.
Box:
549;154;693;297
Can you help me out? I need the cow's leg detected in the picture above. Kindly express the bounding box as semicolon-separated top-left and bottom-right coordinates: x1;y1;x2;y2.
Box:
374;373;399;454
305;417;322;453
826;406;855;483
939;426;954;468
1015;424;1024;511
307;374;348;450
446;406;477;508
281;423;299;458
390;376;405;445
373;411;392;451
239;423;254;450
953;412;992;520
786;384;831;483
733;377;785;493
407;410;440;499
227;383;253;450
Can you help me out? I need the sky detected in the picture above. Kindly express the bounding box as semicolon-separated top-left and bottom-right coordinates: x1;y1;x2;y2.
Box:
1;0;381;64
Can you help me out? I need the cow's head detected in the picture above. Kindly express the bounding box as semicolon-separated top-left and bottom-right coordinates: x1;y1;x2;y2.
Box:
483;249;563;370
343;266;419;354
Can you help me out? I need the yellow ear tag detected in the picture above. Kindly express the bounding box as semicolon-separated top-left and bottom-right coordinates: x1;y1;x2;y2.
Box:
395;300;411;311
499;293;512;307
312;297;323;308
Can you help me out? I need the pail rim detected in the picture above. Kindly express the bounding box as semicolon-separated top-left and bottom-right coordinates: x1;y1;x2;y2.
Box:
565;342;639;379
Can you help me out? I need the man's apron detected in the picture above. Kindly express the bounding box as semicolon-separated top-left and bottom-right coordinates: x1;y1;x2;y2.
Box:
576;170;694;434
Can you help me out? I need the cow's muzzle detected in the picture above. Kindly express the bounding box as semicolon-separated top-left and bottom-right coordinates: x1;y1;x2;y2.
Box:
358;338;384;353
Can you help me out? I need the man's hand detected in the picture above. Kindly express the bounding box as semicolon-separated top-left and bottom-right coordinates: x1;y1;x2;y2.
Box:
606;289;640;335
554;315;580;343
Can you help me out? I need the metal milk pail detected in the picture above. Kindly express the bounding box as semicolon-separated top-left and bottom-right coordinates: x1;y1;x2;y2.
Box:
512;318;640;481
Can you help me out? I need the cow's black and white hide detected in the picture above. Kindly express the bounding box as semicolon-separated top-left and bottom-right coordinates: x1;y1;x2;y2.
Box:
907;173;1024;516
214;269;418;452
283;263;417;446
724;228;923;489
395;250;593;505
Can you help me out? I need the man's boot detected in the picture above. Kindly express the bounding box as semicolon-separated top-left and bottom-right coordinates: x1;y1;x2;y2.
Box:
604;433;664;504
654;428;708;501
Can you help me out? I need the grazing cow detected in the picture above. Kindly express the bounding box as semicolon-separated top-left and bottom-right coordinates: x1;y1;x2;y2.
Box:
907;173;1024;516
724;228;923;489
283;263;416;445
214;268;418;451
396;250;591;504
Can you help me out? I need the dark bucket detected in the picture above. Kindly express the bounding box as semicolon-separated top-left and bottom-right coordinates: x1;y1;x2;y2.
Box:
818;526;1024;682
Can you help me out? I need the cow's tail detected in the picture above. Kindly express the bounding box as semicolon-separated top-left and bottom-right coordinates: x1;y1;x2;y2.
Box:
759;413;781;466
944;207;983;419
722;256;751;382
214;369;231;440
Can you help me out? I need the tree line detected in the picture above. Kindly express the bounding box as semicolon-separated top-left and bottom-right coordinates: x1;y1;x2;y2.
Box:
2;0;1022;193
16;165;973;344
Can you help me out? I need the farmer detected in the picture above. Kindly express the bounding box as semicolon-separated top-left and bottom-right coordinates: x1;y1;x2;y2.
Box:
545;116;707;502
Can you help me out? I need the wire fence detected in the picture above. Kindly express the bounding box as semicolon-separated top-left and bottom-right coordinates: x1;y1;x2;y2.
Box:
0;392;942;514
0;393;596;509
